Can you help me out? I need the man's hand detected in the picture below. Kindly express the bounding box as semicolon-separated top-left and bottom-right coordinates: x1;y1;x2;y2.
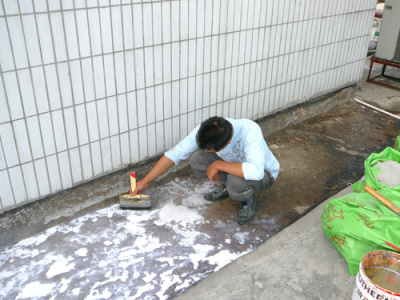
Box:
129;155;175;196
207;160;244;182
207;161;223;183
130;179;149;196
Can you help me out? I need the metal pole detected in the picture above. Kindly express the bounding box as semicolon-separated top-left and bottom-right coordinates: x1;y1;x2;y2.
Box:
354;98;400;121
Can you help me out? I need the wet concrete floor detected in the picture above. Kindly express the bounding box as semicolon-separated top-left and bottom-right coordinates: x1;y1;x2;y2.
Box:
1;78;400;299
258;94;399;228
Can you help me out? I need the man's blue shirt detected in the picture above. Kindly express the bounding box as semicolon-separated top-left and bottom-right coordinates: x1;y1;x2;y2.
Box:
165;118;280;181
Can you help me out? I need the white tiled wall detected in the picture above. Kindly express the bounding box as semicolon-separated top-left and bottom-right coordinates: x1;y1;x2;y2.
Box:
0;0;376;212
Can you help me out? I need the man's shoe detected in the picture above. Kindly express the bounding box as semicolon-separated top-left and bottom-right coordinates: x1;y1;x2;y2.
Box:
204;185;229;201
237;197;256;225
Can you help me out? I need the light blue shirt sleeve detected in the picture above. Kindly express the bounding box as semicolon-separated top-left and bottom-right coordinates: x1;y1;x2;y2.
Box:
241;125;267;181
164;125;200;164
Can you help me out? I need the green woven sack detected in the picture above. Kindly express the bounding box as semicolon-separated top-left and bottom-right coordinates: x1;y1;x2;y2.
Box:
321;147;400;275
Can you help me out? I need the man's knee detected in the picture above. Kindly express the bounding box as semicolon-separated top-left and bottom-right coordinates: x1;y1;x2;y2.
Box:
226;174;253;201
189;149;207;168
190;149;220;179
189;149;220;170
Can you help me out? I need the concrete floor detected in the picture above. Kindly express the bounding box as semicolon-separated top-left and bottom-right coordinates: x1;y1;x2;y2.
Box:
1;60;399;299
176;185;358;300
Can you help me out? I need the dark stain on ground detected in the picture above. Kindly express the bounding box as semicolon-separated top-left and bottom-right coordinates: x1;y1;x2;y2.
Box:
256;100;400;229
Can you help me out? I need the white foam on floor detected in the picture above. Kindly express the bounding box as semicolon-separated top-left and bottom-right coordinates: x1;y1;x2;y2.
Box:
75;248;88;257
155;202;204;226
16;281;55;299
0;177;275;299
46;258;75;278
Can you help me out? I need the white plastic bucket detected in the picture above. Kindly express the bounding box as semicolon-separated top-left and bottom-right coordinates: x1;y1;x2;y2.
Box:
352;250;400;300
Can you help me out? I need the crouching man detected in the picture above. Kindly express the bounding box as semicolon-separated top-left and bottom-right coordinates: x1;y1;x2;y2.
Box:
131;116;279;225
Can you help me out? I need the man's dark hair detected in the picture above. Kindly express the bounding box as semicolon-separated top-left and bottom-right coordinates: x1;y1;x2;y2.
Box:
196;116;233;151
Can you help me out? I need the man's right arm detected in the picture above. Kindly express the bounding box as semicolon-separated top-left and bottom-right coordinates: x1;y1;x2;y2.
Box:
131;125;200;195
130;155;175;195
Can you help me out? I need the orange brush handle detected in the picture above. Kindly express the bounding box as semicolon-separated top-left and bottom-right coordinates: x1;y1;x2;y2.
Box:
364;185;400;216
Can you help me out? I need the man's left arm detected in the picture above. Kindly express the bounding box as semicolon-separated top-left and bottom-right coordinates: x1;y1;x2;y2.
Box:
207;161;244;182
207;125;266;182
241;126;266;181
